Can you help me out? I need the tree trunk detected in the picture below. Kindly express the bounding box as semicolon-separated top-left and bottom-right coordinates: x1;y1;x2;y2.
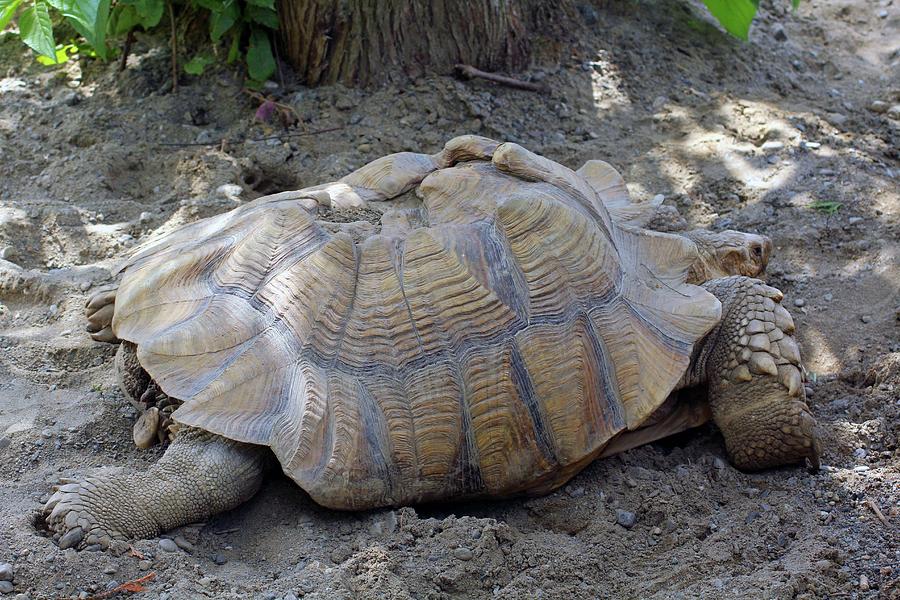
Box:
276;0;535;87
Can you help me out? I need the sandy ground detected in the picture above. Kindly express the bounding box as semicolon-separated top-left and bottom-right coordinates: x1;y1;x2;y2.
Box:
0;0;898;598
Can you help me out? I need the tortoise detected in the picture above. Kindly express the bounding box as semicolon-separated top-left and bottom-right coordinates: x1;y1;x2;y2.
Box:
43;135;819;550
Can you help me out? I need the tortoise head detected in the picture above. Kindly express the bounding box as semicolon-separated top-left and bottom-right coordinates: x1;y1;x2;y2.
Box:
684;229;773;285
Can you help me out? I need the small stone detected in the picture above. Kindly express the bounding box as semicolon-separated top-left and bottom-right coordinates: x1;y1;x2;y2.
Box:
139;212;152;224
804;386;814;397
212;553;227;565
103;566;117;575
823;293;833;301
158;538;177;552
772;23;787;41
357;143;372;153
877;9;888;18
0;581;12;594
0;564;11;581
0;246;15;261
848;216;863;225
335;96;355;111
195;130;214;144
860;315;871;324
888;105;900;119
859;574;870;591
616;509;637;529
801;141;821;149
138;560;152;570
793;298;806;308
853;448;867;459
761;140;784;151
745;511;761;524
652;194;665;205
174;536;194;553
216;184;243;200
0;437;10;451
452;547;474;561
853;465;869;472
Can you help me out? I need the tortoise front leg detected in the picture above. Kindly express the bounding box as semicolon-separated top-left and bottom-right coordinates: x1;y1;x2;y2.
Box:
699;276;820;471
43;428;267;549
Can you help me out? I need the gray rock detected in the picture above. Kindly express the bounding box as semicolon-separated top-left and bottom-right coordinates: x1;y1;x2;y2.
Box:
830;398;850;411
616;509;637;529
0;581;12;594
195;130;214;144
58;527;84;550
772;23;787;41
823;293;833;301
283;594;299;600
861;315;872;324
853;448;867;459
0;438;10;451
103;566;117;575
158;538;177;552
174;536;194;553
216;183;243;200
761;140;784;151
0;564;11;582
212;552;227;565
793;298;806;307
452;547;474;561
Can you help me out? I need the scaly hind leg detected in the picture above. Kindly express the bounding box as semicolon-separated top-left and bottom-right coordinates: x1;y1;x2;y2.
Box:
43;428;267;549
701;276;820;470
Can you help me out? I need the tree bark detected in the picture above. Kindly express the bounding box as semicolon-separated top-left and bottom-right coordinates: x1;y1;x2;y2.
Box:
276;0;536;86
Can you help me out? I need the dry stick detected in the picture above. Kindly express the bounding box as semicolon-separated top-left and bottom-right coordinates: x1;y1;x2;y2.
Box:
454;64;548;93
119;29;135;73
87;572;156;600
157;125;345;147
865;498;890;527
167;0;177;92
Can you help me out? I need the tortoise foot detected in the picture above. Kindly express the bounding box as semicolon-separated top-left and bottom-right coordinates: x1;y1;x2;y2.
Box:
702;276;821;471
44;478;137;550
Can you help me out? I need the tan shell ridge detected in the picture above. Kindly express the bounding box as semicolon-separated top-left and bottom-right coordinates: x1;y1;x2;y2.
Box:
111;135;720;509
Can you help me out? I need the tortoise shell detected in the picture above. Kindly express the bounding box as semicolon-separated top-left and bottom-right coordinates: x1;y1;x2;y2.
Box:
112;136;720;509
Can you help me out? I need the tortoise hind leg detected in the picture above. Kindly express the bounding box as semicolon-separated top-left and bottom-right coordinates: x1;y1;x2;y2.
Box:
701;276;820;471
43;428;267;549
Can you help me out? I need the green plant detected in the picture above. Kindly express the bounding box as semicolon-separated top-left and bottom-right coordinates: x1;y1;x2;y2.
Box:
0;0;278;86
701;0;800;40
810;200;842;215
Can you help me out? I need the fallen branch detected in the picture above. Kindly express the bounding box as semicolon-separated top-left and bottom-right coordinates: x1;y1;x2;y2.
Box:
865;498;890;527
454;64;548;93
87;572;156;600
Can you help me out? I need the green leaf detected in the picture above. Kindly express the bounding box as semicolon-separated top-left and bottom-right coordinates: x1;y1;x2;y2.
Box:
47;0;111;59
0;0;24;31
20;0;57;60
245;4;276;28
207;0;239;41
810;200;842;215
791;0;800;9
36;41;76;64
183;53;213;75
245;0;273;8
226;28;239;63
109;0;162;36
701;0;758;40
246;26;275;82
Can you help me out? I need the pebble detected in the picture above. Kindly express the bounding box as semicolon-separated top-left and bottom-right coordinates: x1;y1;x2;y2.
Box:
761;140;784;151
804;386;814;397
0;581;12;594
138;560;152;570
877;9;888;18
859;574;870;591
772;23;787;41
652;194;665;205
283;593;299;600
103;566;117;575
824;293;833;301
793;298;806;307
853;465;869;472
212;552;227;565
0;438;10;451
158;538;177;552
195;130;214;144
853;448;867;459
452;547;474;561
616;509;637;529
216;183;243;200
174;536;194;553
869;100;889;114
139;211;152;223
848;216;863;225
801;141;821;149
888;105;900;118
0;246;14;261
0;564;11;581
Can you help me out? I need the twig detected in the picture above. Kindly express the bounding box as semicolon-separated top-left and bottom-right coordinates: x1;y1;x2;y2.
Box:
119;29;135;73
168;0;178;92
454;64;548;93
157;125;345;147
213;527;240;535
865;498;890;527
87;572;156;599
